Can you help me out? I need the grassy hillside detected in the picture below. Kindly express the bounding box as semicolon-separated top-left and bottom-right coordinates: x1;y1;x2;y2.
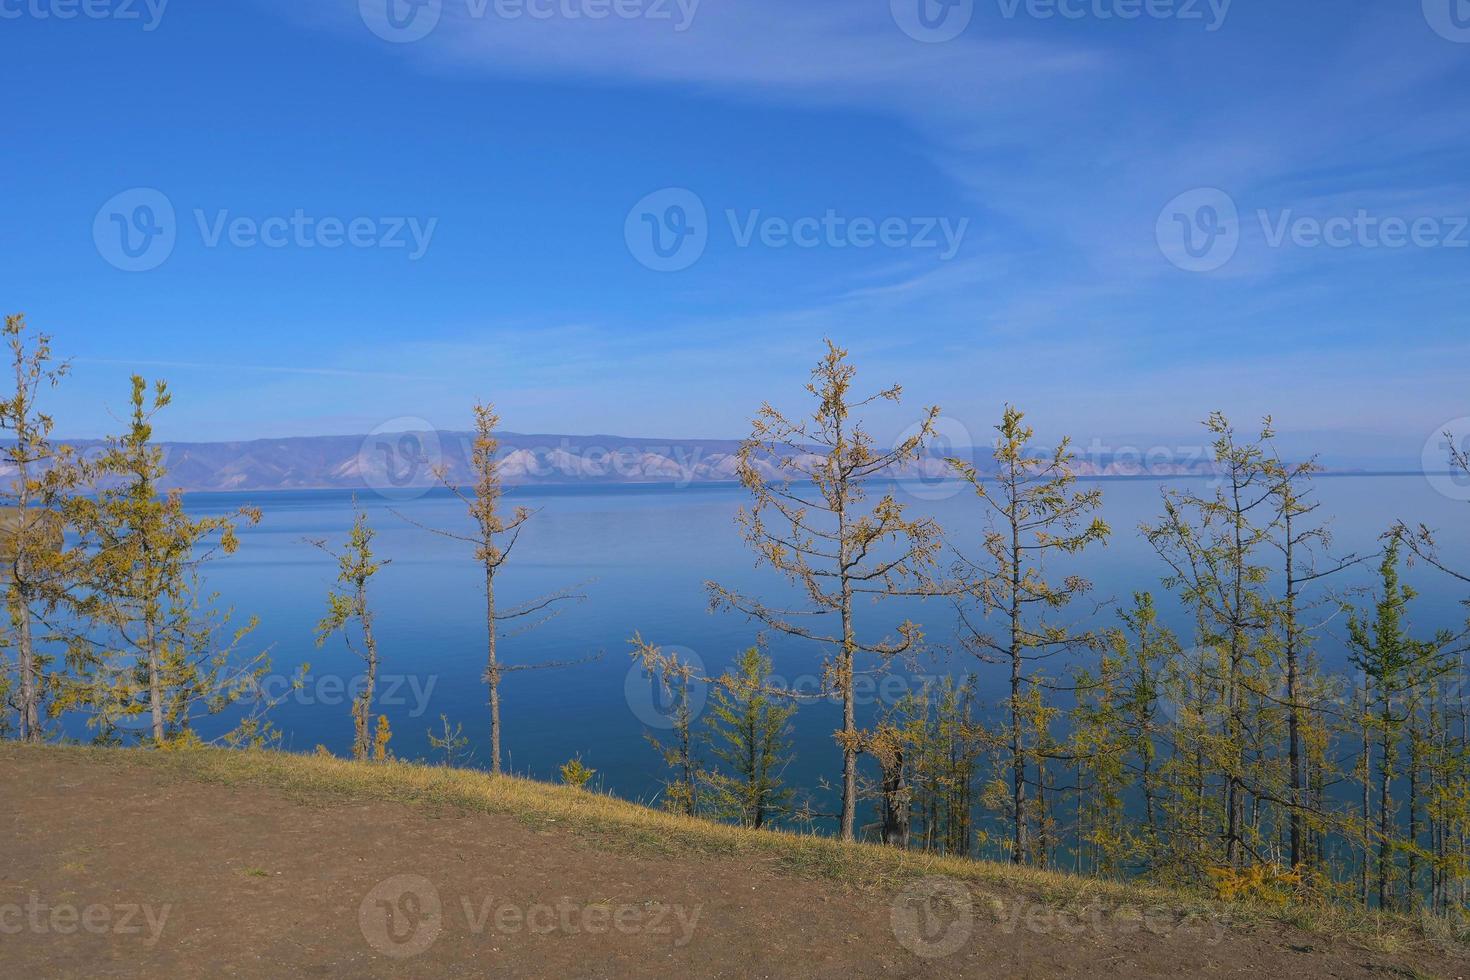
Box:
8;742;1463;960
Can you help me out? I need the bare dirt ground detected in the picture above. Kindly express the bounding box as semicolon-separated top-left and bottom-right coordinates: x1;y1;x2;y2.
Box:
2;749;1465;978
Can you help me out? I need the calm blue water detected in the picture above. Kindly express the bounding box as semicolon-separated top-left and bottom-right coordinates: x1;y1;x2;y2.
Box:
172;475;1468;822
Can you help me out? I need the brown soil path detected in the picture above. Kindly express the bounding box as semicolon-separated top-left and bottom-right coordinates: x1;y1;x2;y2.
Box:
1;749;1464;978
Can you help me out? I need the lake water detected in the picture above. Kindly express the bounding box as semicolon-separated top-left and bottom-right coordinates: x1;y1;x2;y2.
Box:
176;475;1469;820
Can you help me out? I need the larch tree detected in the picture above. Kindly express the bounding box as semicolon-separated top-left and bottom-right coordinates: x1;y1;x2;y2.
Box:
1070;642;1128;876
1076;591;1180;875
896;676;982;856
703;646;797;828
0;313;72;742
708;339;941;842
404;402;586;775
1144;412;1276;871
630;632;704;816
1376;433;1470;912
1345;538;1455;909
947;405;1109;866
1265;448;1369;879
311;503;385;762
66;376;271;746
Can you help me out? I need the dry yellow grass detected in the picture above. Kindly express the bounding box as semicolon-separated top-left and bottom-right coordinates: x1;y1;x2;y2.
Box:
6;742;1465;957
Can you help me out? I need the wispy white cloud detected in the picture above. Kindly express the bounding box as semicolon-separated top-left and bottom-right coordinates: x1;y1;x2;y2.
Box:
234;0;1470;454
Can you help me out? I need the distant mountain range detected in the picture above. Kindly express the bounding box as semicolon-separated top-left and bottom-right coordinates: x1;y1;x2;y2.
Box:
20;430;1397;495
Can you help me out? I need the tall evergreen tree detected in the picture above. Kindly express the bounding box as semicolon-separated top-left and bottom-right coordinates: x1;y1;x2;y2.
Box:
66;377;270;746
897;676;982;856
1145;413;1276;870
311;503;385;762
405;402;586;774
1345;539;1454;909
703;646;796;828
630;633;703;816
709;340;941;842
947;406;1109;866
0;313;72;742
1074;592;1180;876
1266;448;1368;879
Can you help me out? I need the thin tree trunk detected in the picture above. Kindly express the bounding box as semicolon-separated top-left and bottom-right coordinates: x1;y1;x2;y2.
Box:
836;430;857;842
12;353;40;743
1009;464;1027;864
1378;715;1393;910
1226;471;1246;870
144;524;164;744
880;744;909;848
147;608;164;744
355;586;379;761
747;703;761;828
15;592;38;742
1360;695;1371;909
485;561;501;774
839;586;856;841
1283;508;1305;873
680;671;696;815
1408;721;1421;911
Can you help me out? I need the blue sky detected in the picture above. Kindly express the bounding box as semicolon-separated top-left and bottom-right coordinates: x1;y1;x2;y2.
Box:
2;0;1467;466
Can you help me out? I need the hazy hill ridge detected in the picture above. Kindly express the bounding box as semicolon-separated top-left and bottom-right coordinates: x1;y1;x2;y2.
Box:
11;430;1240;494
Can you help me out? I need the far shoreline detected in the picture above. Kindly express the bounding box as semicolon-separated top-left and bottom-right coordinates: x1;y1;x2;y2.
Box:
169;470;1454;502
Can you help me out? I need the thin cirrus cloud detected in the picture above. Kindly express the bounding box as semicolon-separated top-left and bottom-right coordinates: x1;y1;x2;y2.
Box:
245;0;1470;457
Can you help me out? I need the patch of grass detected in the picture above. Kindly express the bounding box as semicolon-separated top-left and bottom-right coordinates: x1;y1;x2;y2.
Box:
6;742;1465;958
241;867;271;878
